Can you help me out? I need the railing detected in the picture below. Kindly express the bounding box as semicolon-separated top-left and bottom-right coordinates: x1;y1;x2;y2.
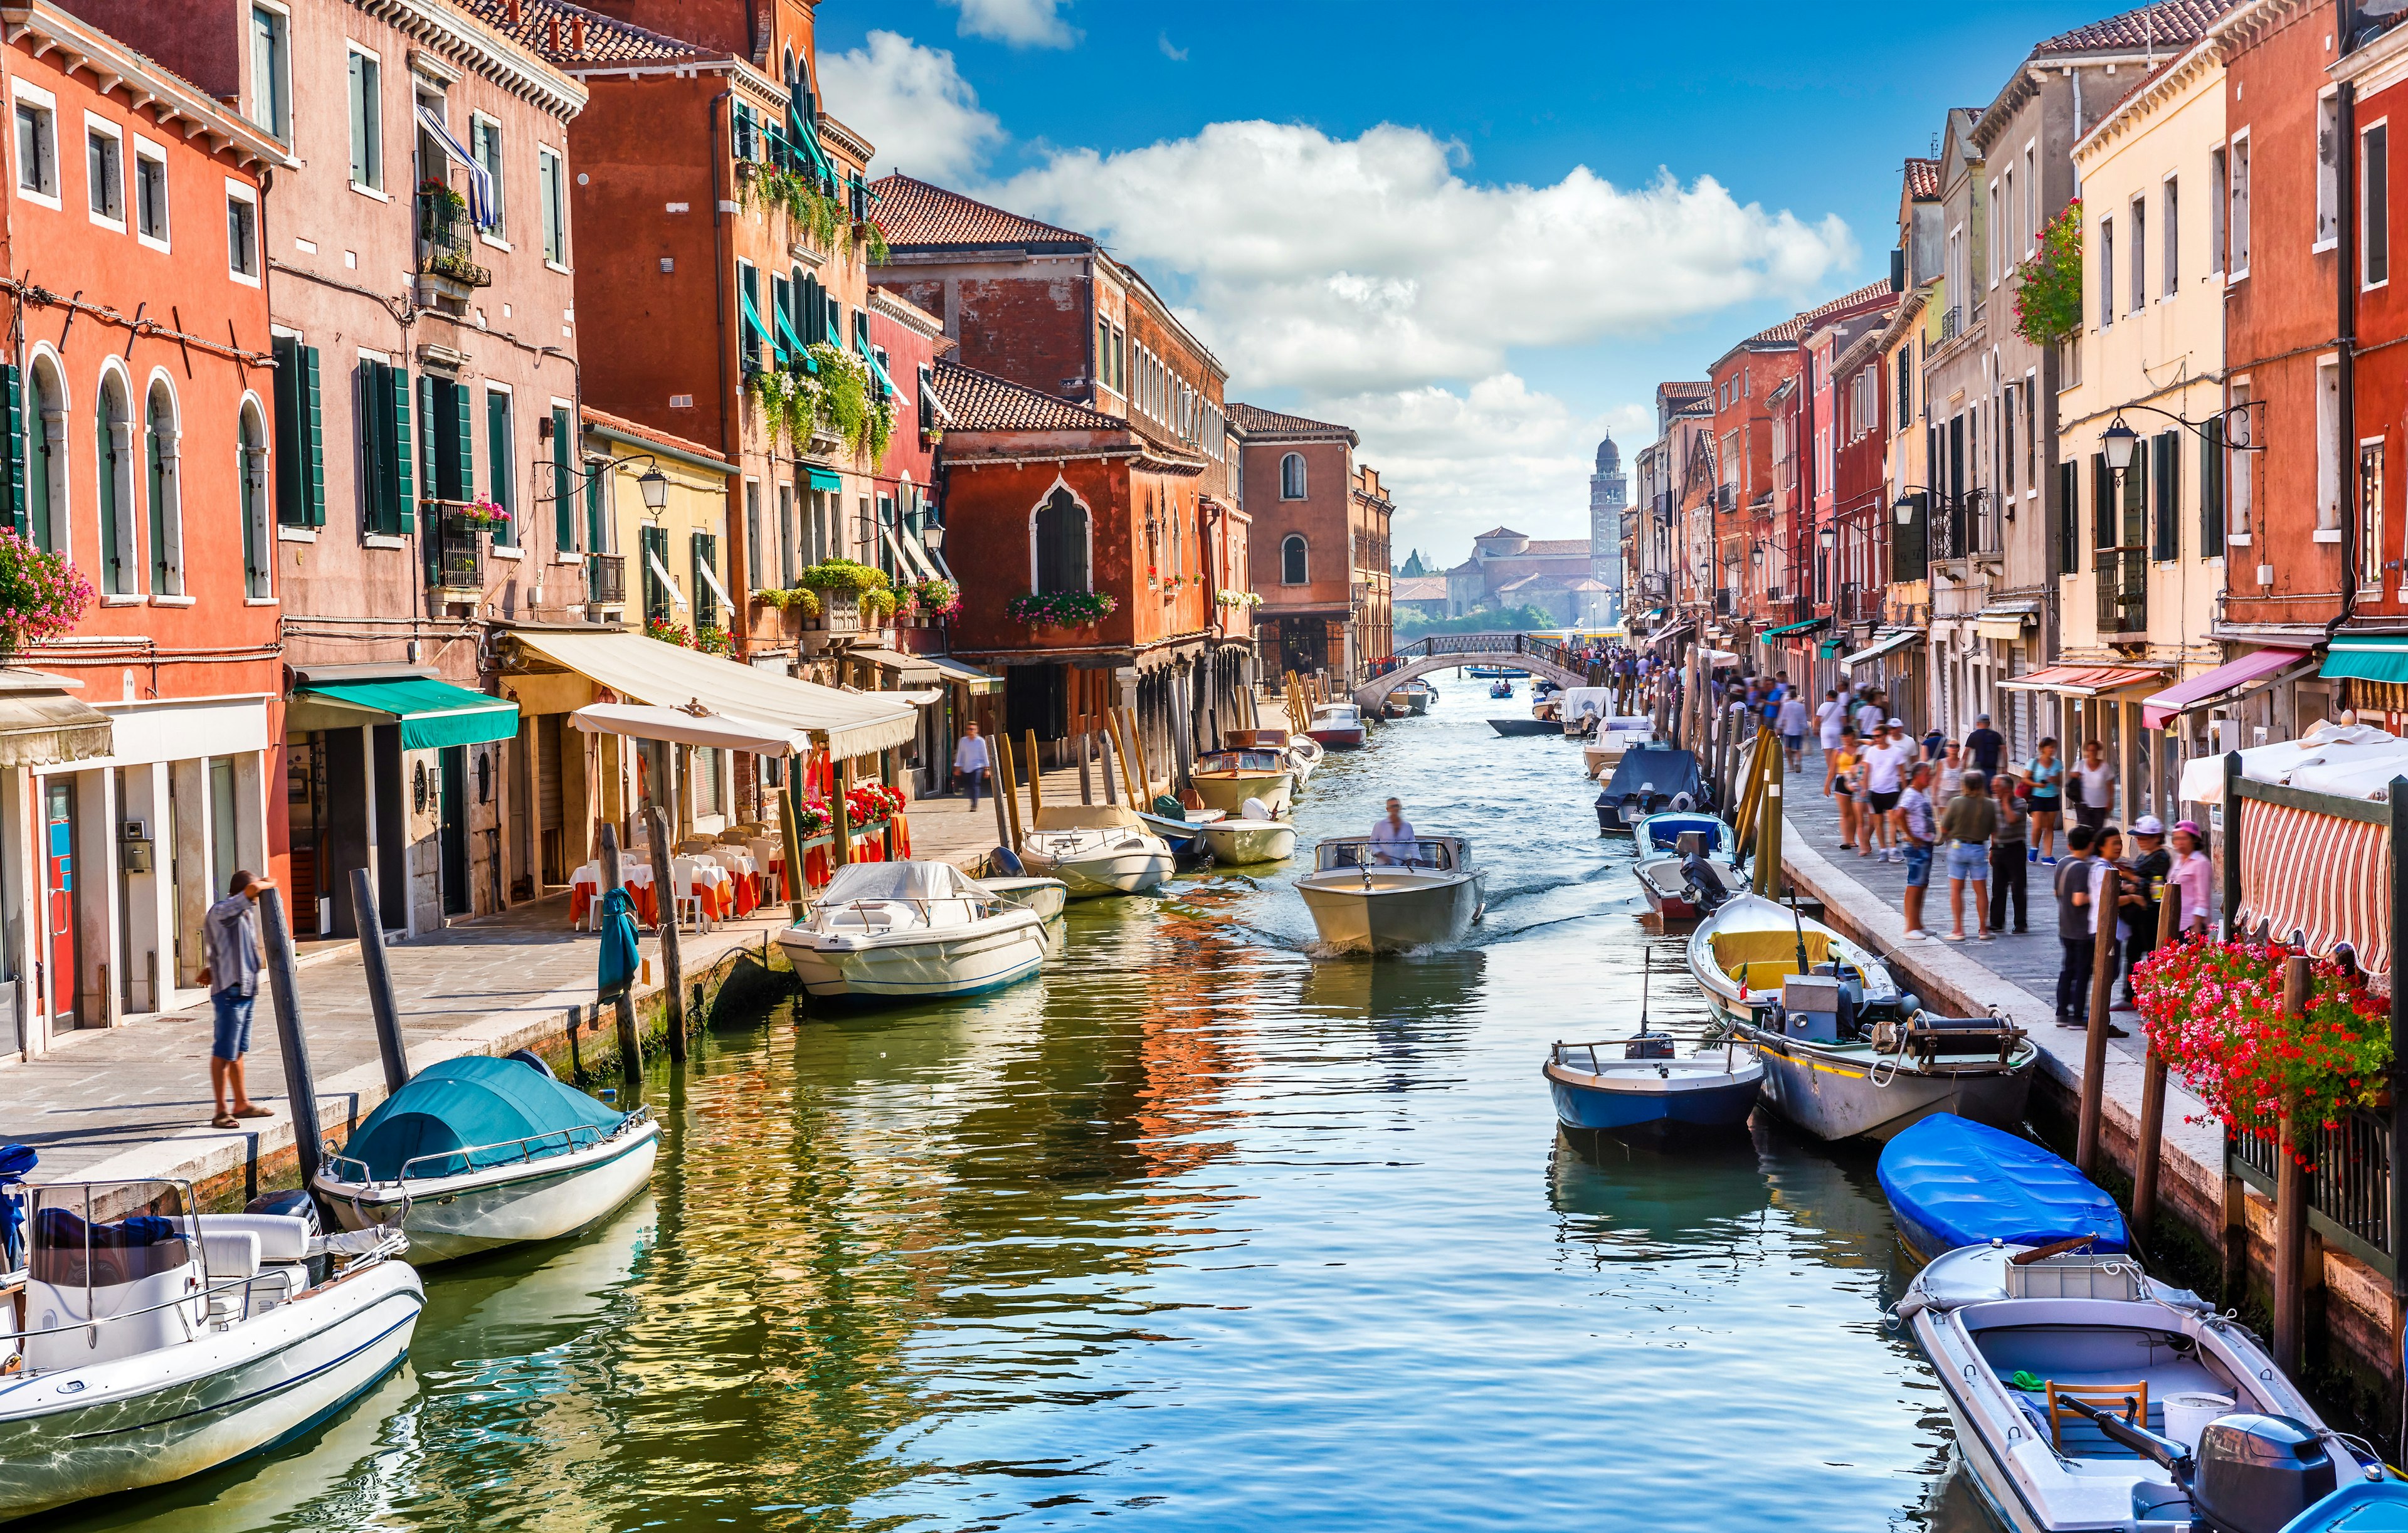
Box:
2096;549;2147;634
1403;633;1578;673
587;552;626;605
423;500;485;594
1713;588;1734;616
1939;304;1963;342
1928;493;2004;562
322;1107;653;1188
2231;1111;2392;1271
416;186;492;288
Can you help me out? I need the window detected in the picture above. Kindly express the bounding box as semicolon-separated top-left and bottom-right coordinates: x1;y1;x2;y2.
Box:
538;146;566;265
553;405;574;552
692;530;718;628
2210;148;2229;275
240;401;271;597
2230;134;2252;275
2229;382;2254;542
250;4;289;139
1032;486;1089;593
24;359;59;553
2000;171;2014;269
85;122;121;226
1282;534;1308;584
1894;349;1909;424
1280;451;1306;499
2163;177;2179;297
347;49;381;191
1987;181;2000;286
2362;440;2386;590
485;386;515;547
744;482;761;596
95;371;134;594
2151;431;2180;562
272;335;324;528
2129;196;2147;313
226;186;260;283
2365;122;2390;289
777;484;794;586
738;260;761;372
2004;384;2017;496
2057;459;2080;576
2024;144;2038;256
145;381;181;594
2318;359;2343;531
471;117;505;237
356;356;412;536
2319;92;2342;247
14;92;55;202
2099;217;2115;327
134;142;167;246
2200;415;2227;560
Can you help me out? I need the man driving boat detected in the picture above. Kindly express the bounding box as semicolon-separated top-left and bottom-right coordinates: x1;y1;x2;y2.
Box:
1370;798;1417;864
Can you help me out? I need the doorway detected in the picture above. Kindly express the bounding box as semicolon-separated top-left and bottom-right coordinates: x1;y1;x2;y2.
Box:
439;745;468;915
42;778;77;1033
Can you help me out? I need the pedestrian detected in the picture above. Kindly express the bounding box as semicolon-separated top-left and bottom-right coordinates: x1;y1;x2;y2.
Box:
2027;737;2063;863
1815;688;1846;767
203;869;276;1129
1938;767;1996;940
2090;826;2138;1029
1989;770;2029;934
1854;690;1885;741
1831;726;1862;851
2073;739;2116;833
1965;713;2005;778
2122;815;2173;1003
1777;688;1809;771
2170;819;2214;935
1922;724;1946;764
1822;707;1852;794
2053;826;2097;1026
954;720;990;809
1936;740;1966;803
1863;722;1911;861
1896;761;1938;939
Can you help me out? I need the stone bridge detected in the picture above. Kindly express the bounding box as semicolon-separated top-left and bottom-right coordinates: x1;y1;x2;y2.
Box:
1352;635;1593;710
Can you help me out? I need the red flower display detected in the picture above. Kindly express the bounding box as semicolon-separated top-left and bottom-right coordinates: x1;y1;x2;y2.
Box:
843;781;906;825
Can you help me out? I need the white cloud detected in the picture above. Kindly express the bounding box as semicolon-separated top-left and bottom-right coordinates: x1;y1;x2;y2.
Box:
1158;32;1188;61
944;0;1078;49
991;120;1854;395
819;31;1004;182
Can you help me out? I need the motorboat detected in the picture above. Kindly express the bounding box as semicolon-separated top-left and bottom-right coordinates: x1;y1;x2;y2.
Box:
1305;702;1367;749
1897;1242;2380;1533
979;874;1069;922
1296;834;1485;952
1396;679;1436;715
1878;1113;2128;1267
1596;744;1706;832
1583;716;1658;778
0;1179;423;1520
1018;804;1176;897
2284;1483;2408;1530
776;860;1049;1001
1545;1036;1763;1138
1135;802;1222;869
1553;687;1614;735
1287;734;1325;784
1632;813;1740;921
1489;679;1513;698
315;1055;661;1261
1687;892;2037;1140
1191;747;1295;816
1467;665;1527;680
1488;716;1559;737
1196;798;1297;865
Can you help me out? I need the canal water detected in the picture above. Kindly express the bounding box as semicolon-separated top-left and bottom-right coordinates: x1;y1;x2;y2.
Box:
61;691;1991;1532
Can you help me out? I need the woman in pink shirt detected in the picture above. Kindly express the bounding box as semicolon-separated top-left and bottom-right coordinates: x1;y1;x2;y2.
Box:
2170;819;2215;935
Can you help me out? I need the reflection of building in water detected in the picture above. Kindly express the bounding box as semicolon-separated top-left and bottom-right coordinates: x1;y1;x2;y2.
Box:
1127;897;1260;1184
1547;1132;1772;1261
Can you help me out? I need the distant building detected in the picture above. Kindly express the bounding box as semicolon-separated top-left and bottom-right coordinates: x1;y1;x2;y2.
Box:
1393;574;1450;622
1444;528;1613;627
1590;433;1627;618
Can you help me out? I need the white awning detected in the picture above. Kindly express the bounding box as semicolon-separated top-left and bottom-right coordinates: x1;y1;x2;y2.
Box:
569;702;806;756
413;105;497;229
922;653;998;692
512;628;916;759
1842;628;1923;669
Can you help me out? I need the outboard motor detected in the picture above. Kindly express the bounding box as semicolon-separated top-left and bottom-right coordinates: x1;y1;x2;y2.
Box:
1623;1033;1676;1060
2190;1414;2339;1533
245;1186;324;1238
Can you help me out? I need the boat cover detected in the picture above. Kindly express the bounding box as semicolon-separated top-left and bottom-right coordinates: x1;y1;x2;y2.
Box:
1598;746;1702;805
341;1055;626;1183
820;860;985;903
2279;1480;2408;1532
1638;812;1725;852
1877;1113;2126;1255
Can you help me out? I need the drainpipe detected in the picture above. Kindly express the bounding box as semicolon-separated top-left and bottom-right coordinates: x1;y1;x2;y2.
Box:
2331;23;2361;651
709;90;739;653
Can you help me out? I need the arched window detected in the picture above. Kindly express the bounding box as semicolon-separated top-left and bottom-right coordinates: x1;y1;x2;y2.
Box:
144;379;182;595
1280;452;1306;500
1281;534;1307;584
26;357;61;553
1033;486;1090;593
95;370;134;594
238;399;270;598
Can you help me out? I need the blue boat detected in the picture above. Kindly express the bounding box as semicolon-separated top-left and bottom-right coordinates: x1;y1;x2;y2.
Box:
1544;1036;1763;1138
2281;1480;2408;1532
1633;811;1726;855
1877;1112;2127;1265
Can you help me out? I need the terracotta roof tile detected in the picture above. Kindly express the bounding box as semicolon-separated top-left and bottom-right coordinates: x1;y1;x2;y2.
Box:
1519;539;1592;557
931;361;1121;432
448;0;703;65
1228;401;1357;441
581;406;733;468
2036;0;2234;55
1391;576;1448;600
1904;158;1941;199
1745;280;1899;346
869;174;1092;251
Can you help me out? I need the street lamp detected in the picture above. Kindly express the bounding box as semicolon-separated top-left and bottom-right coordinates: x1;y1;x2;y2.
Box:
2101;414;2140;473
1893;493;1918;525
1819;526;1837;551
638;468;670;513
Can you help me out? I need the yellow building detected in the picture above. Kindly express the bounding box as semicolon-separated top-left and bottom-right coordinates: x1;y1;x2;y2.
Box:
579;408;739;645
2054;37;2228;823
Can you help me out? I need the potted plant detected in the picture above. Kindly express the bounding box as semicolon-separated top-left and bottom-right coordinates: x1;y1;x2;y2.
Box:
645;615;693;648
912;577;961;622
455;498;511;535
1006;589;1117;641
694;624;734;656
798;557;889;634
0;530;92;657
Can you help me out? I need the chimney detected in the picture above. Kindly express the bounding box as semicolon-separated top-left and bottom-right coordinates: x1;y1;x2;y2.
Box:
571;16;586;51
506;0;521;21
547;14;560;51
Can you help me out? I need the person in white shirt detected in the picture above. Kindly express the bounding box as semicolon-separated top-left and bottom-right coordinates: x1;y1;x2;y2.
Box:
1815;690;1847;752
1862;724;1911;860
1370;798;1417;863
954;722;991;809
1854;692;1886;740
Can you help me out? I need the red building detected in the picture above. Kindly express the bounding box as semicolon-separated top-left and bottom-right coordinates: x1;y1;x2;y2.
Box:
1;2;285;1045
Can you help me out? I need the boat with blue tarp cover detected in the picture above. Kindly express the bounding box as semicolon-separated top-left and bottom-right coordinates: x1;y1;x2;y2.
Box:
1597;744;1705;832
313;1054;660;1262
2281;1481;2408;1531
1877;1113;2127;1265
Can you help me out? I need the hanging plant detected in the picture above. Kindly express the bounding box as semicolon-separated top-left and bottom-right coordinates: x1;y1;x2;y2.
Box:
1006;590;1117;626
736;164;843;249
860;219;890;265
791;799;833;838
645;615;693;648
2010;200;2083;347
1215;588;1264;609
694;624;734;656
744;367;821;453
0;529;92;655
798;557;890;594
861;585;899;619
912;578;961;619
752;586;822;616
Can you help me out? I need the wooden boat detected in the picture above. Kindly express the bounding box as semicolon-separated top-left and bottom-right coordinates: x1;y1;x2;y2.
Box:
1686;892;2036;1140
316;1055;662;1260
1488;716;1558;737
1632;813;1740;921
1305;702;1367;749
1583;717;1657;778
1898;1243;2374;1533
1196;801;1297;865
1466;665;1526;680
1877;1113;2127;1267
1191;747;1294;815
1545;1038;1763;1137
776;861;1048;1001
978;875;1069;922
0;1182;421;1520
1018;804;1176;897
1296;834;1484;951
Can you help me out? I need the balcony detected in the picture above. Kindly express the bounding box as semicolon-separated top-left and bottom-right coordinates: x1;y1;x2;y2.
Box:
586;552;626;606
2096;550;2148;635
1939;304;1963;344
423;500;487;598
1928;492;2004;564
416;184;492;313
1839;581;1883;624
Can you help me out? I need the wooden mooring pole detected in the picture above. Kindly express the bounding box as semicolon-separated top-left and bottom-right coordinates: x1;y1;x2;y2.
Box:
2076;848;2116;1177
643;806;687;1063
348;868;409;1096
255;887;324;1186
597;822;643;1102
2273;952;2312;1376
2129;886;2182;1251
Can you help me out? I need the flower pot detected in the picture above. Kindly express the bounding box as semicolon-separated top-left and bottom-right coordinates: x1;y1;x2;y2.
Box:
1029;622;1101;645
815;591;862;635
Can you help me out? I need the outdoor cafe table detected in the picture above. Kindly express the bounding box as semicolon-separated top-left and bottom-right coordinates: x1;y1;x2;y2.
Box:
571;861;657;927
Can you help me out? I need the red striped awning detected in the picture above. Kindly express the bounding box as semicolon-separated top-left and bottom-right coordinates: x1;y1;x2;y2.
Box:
2236;799;2392;977
1993;664;2165;697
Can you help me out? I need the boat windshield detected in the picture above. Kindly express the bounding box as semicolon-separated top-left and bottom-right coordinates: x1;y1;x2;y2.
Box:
29;1182;192;1287
1318;840;1454;872
1200;751;1284;772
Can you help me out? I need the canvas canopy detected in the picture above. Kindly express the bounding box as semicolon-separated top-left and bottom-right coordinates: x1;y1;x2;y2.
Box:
513;628;914;759
1553;687;1614;718
339;1055;624;1183
2176;721;2408;805
1031;804;1141;831
569;702;807;756
819;861;985;904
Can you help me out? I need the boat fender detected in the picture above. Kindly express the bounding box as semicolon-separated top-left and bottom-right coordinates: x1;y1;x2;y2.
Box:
507;1048;556;1079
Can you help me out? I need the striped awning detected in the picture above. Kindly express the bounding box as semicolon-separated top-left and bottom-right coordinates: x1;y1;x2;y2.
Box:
2236;798;2392;977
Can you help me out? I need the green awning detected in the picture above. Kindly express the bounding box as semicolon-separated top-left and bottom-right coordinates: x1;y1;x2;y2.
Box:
298;677;520;749
806;467;844;492
1818;638;1845;657
776;305;815;371
2321;636;2408;685
1760;616;1830;639
854;328;897;396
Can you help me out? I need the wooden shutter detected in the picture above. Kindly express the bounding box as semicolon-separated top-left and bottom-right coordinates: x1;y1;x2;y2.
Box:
272;335;302;527
2200;418;2224;558
2152;431;2180;561
452;379;474;502
552;407;573;552
2;364;25;537
302;344;326;527
2093;453;2112;549
359;361;389;532
2057;460;2079;576
392;366;413;532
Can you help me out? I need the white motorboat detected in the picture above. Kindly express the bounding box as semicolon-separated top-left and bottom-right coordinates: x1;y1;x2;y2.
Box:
979;874;1069;922
0;1179;423;1520
1018;805;1175;897
776;860;1049;1000
1897;1242;2380;1533
1191;747;1296;816
1286;733;1325;784
1583;716;1657;777
1304;702;1367;749
1296;834;1485;952
1196;799;1297;865
315;1055;660;1262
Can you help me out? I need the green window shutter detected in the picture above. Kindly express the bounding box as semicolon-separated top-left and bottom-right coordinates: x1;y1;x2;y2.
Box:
453;379;474;502
359;361;388;533
2092;453;2111;549
272;335;302;527
302;344;326;527
692;530;714;628
552;407;573;552
770;275;791;366
486;391;514;546
2152;432;2180;561
2057;459;2079;576
392;366;413;532
585;457;604;552
3;364;25;537
2200;418;2224;559
2122;444;2148;551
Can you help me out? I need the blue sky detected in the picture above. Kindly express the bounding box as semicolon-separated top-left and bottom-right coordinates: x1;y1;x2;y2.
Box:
817;0;2121;561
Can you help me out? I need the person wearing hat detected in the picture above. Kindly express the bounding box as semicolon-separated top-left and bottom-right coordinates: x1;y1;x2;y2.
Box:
2170;819;2214;936
2120;815;2173;1006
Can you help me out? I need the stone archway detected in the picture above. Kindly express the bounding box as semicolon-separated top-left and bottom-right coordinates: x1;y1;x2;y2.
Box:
1351;650;1587;711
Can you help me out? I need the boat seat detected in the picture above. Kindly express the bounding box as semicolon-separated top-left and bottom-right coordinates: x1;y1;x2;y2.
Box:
2047;1381;2149;1454
198;1227;261;1282
195;1212;312;1263
1710;929;1837;974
